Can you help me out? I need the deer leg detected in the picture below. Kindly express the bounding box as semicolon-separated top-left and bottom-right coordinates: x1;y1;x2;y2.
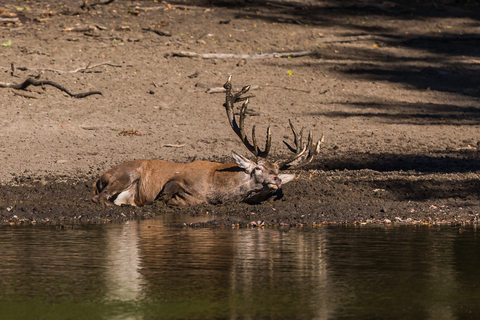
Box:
92;191;116;207
159;181;187;204
92;178;118;206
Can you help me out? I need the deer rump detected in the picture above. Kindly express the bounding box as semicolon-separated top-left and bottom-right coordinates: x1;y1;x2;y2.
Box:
93;151;295;207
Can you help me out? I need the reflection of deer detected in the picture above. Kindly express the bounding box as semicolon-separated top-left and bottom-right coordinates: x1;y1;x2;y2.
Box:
92;76;324;207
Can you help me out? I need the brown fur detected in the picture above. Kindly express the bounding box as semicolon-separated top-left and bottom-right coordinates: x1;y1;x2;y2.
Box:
92;152;295;207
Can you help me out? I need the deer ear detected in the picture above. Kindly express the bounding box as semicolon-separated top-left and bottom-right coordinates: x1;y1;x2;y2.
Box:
231;150;256;172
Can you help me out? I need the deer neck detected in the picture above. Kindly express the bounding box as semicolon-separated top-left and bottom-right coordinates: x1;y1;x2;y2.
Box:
208;164;271;204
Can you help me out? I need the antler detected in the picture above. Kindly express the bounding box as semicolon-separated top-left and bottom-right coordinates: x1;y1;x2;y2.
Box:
223;75;271;159
277;120;324;170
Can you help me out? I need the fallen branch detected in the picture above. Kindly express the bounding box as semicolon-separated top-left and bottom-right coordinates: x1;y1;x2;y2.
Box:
161;144;185;148
317;34;480;44
172;50;315;59
0;26;24;30
132;4;204;11
14;61;121;74
0;78;102;98
142;27;171;37
0;18;20;23
62;25;96;32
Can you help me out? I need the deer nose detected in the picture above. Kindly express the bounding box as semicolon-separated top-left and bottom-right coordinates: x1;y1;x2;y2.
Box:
273;176;282;185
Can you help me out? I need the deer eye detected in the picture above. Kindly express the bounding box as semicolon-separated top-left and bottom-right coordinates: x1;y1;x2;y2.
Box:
255;167;263;172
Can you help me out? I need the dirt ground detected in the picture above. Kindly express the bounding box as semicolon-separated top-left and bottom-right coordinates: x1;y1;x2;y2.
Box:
1;0;480;227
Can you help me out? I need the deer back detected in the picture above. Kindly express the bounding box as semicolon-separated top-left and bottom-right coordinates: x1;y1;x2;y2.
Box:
156;155;294;205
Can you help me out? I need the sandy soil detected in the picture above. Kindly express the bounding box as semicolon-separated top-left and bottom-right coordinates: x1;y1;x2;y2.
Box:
1;0;480;226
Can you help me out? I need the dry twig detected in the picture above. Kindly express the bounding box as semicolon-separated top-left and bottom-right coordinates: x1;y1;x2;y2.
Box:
161;144;185;148
132;4;204;11
0;78;102;98
14;61;121;74
0;18;20;23
172;50;315;59
318;34;480;44
142;27;171;37
63;26;96;32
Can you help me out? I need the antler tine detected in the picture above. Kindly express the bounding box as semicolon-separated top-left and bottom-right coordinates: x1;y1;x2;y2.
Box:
276;120;308;168
287;119;304;153
238;99;249;146
234;85;251;102
251;124;258;156
304;133;324;164
278;121;324;170
250;123;272;158
223;75;271;159
283;131;313;168
264;126;272;157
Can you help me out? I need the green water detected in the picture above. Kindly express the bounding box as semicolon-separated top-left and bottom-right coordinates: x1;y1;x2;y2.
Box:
1;215;479;320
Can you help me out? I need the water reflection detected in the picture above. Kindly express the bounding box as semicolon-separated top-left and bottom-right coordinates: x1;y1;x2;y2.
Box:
226;229;331;319
104;221;144;302
0;217;478;320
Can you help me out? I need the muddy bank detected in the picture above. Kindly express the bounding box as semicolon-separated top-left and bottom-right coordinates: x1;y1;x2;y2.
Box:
1;0;480;227
1;154;479;227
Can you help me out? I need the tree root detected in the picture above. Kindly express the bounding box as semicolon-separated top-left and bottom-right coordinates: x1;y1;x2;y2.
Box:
0;78;102;98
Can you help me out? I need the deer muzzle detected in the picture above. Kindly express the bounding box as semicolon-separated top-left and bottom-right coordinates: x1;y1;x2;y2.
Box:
268;176;282;190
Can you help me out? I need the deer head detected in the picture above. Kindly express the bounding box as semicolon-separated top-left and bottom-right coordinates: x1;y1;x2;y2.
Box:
223;75;324;194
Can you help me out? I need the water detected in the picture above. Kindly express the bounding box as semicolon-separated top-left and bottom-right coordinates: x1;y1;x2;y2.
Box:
0;215;479;320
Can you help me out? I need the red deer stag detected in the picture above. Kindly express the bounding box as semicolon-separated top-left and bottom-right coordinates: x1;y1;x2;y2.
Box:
92;76;324;207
